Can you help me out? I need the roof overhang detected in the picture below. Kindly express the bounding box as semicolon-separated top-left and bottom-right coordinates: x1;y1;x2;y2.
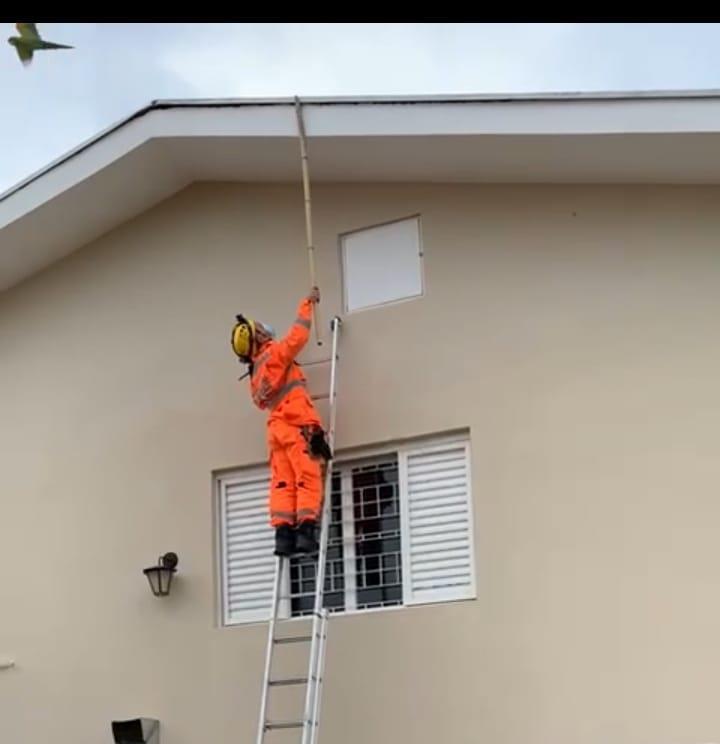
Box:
4;90;720;291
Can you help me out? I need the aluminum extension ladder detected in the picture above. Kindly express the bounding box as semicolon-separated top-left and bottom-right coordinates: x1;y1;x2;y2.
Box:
256;316;342;744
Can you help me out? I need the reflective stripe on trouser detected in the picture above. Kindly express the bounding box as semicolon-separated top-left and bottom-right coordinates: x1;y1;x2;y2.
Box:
268;419;322;528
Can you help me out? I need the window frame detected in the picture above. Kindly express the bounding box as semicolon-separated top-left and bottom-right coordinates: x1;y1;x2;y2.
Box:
216;431;475;627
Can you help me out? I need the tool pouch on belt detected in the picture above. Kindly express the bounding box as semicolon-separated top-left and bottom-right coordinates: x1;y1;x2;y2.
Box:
303;426;333;461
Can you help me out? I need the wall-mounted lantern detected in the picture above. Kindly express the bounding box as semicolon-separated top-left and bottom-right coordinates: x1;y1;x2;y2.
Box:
142;552;178;597
112;718;159;743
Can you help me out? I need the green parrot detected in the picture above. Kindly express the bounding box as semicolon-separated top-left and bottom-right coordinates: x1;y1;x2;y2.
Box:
8;23;73;66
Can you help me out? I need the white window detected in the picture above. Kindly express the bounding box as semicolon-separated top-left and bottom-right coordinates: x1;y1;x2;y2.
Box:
217;433;476;626
340;216;424;313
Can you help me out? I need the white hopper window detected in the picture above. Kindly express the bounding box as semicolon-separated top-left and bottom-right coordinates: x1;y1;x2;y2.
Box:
340;216;424;313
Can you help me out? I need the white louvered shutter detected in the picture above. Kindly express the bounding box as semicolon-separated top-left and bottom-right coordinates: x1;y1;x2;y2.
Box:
219;469;275;624
401;439;476;605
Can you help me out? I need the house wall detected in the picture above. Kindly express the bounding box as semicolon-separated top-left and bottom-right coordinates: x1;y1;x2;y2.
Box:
2;182;720;744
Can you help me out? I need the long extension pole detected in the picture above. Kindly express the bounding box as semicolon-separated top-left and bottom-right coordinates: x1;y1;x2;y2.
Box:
294;96;323;346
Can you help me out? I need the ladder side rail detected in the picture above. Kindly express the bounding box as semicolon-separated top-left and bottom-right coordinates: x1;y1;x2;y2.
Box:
256;557;285;744
301;317;341;744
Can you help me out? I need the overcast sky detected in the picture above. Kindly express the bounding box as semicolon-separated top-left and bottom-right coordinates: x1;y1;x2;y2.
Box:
3;22;720;193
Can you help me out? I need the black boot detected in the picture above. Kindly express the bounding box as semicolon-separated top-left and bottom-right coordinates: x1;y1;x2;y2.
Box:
295;520;318;554
274;524;296;557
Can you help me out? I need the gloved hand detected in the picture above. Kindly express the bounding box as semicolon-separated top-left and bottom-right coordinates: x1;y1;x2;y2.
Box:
308;427;332;461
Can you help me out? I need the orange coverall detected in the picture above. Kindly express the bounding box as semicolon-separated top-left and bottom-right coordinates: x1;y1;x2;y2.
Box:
250;298;323;527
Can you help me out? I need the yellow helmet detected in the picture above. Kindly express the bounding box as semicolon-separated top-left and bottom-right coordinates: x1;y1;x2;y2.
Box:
231;314;256;361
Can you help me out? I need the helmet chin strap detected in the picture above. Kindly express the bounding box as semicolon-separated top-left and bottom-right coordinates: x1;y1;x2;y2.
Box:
237;352;254;381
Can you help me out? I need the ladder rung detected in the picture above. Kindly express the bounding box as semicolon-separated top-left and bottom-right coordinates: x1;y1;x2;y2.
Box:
311;393;330;401
268;676;313;686
301;358;334;366
274;635;312;644
265;720;306;731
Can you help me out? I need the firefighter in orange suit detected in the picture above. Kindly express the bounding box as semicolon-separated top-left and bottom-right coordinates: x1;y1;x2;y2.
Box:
231;288;332;556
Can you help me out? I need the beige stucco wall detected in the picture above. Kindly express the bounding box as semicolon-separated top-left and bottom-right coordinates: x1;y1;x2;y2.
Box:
2;182;720;744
